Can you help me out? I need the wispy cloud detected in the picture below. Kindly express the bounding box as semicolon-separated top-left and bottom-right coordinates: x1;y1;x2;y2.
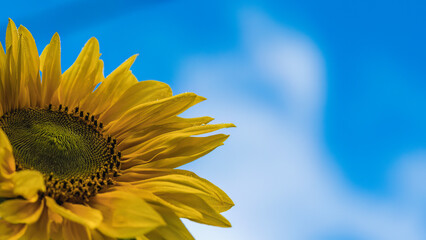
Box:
175;8;426;240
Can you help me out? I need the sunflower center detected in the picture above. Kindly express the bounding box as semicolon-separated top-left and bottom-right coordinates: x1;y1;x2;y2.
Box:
0;106;121;204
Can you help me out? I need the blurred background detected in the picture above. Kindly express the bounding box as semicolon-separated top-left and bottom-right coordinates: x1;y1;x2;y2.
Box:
2;0;426;239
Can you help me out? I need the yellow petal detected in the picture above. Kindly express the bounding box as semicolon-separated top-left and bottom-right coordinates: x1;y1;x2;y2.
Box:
136;236;150;240
6;19;18;62
124;134;229;169
17;26;41;107
131;185;231;227
100;80;172;124
117;116;214;150
45;197;102;229
0;129;15;180
104;93;205;137
48;209;63;240
0;220;26;240
16;30;30;108
62;219;92;240
122;169;234;213
0;40;4;59
121;123;234;168
112;185;202;220
4;41;18;111
0;49;10;112
123;169;233;227
170;193;232;227
89;190;165;238
59;37;103;108
0;181;15;198
0;95;3;117
0;124;12;152
12;170;45;201
90;229;114;240
0;41;5;112
80;55;139;116
20;207;50;240
148;134;229;169
0;198;44;224
5;20;33;110
145;206;194;240
40;33;61;107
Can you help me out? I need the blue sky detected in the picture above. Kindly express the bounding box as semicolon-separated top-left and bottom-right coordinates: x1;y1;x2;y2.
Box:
2;0;426;239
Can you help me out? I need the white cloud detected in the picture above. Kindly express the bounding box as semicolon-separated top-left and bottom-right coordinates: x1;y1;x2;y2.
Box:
175;8;426;240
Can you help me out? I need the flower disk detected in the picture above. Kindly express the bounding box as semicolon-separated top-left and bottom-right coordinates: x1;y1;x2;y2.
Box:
0;106;119;204
0;19;234;240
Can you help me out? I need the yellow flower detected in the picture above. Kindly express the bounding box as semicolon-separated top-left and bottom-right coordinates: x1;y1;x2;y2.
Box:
0;19;234;240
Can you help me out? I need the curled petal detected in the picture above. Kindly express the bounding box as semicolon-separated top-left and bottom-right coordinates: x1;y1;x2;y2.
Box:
12;170;45;201
0;198;44;224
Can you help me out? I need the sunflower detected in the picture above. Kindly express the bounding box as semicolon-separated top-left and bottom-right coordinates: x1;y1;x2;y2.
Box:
0;19;234;240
